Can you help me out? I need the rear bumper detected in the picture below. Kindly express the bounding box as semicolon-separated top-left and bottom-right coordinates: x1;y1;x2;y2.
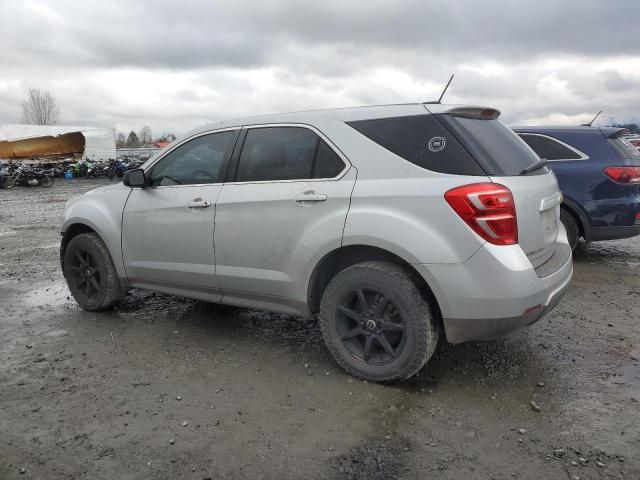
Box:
414;236;573;344
590;224;640;241
442;266;571;343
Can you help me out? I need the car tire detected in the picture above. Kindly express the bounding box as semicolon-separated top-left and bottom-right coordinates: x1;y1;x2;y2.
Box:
560;209;579;251
319;261;438;383
63;233;127;311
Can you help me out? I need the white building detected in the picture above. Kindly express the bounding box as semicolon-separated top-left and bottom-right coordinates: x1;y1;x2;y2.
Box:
0;124;116;161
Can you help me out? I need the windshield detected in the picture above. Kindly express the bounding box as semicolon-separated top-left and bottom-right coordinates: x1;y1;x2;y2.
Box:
439;116;544;176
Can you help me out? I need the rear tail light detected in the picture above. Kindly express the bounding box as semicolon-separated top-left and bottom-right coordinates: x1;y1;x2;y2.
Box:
444;183;518;245
603;166;640;184
635;213;640;225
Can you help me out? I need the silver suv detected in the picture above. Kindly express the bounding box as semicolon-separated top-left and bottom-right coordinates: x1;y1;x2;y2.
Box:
60;103;573;382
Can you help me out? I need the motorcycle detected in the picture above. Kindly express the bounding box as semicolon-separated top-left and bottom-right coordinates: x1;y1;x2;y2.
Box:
107;159;129;179
84;160;97;178
2;164;54;189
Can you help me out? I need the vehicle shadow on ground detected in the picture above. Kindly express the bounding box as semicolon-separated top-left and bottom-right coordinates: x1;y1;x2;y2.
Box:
112;290;559;394
572;238;640;266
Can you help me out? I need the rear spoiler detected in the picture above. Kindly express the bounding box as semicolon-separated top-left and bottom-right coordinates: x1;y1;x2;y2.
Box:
425;105;501;120
600;127;628;139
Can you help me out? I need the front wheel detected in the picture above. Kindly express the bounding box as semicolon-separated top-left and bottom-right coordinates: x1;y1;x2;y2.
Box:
4;177;16;189
63;233;126;311
319;261;438;383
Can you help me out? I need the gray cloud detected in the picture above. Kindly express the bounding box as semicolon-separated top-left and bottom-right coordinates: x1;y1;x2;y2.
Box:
0;0;638;134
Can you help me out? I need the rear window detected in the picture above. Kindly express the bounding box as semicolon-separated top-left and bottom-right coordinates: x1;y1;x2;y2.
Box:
439;116;543;176
608;135;640;161
346;115;484;175
518;133;583;160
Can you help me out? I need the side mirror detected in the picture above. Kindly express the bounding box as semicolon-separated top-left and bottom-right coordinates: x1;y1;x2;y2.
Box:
123;168;146;188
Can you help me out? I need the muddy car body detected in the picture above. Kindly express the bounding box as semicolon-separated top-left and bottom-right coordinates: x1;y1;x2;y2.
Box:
60;103;573;382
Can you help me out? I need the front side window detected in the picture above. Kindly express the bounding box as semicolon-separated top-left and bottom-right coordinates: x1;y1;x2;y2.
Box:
149;130;235;187
519;134;583;160
235;126;345;182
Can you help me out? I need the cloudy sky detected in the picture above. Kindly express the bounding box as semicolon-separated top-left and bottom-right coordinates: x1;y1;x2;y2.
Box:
1;0;639;136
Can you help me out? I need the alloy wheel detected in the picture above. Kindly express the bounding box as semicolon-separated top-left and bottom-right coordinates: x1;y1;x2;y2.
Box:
68;250;101;298
335;288;407;365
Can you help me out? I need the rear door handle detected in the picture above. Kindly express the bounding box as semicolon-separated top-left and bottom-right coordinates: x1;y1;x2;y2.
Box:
186;199;212;209
295;191;327;204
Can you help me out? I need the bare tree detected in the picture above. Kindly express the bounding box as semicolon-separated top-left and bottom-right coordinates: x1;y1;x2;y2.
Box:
138;125;153;146
154;132;177;144
21;88;60;125
115;132;127;148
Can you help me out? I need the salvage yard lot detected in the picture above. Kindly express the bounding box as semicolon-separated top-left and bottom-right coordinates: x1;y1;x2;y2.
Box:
1;179;638;480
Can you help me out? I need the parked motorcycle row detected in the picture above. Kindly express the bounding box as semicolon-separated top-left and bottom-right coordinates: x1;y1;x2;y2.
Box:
0;157;146;189
0;163;54;189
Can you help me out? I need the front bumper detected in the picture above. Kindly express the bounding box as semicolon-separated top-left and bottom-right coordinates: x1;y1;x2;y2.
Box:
414;238;573;344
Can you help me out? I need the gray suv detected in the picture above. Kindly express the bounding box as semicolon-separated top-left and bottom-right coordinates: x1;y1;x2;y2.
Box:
60;103;573;382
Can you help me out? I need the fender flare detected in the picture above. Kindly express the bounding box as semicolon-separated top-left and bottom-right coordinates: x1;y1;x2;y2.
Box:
561;196;591;241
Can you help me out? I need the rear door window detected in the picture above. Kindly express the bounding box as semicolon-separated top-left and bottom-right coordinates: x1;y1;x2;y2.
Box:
347;115;484;175
235;126;345;182
518;134;584;160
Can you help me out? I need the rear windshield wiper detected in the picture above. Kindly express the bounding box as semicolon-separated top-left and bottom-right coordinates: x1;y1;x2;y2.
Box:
520;159;548;175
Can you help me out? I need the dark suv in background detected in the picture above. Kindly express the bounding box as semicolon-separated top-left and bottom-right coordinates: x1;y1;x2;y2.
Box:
513;126;640;250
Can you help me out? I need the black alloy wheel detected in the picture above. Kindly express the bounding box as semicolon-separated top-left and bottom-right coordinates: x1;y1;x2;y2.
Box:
62;232;127;311
336;288;407;365
319;261;438;383
68;249;102;300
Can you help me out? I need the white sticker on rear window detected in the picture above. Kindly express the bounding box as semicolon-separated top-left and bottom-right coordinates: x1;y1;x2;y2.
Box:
428;136;446;152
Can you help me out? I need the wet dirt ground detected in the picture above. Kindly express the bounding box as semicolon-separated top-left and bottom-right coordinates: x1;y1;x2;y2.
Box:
0;179;638;480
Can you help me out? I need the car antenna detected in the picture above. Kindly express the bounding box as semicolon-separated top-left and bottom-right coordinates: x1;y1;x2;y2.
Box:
582;110;602;127
424;74;454;104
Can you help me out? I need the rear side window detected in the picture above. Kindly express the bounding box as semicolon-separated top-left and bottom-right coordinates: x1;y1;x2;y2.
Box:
440;117;542;176
608;135;640;161
235;126;345;182
347;115;484;175
518;134;583;160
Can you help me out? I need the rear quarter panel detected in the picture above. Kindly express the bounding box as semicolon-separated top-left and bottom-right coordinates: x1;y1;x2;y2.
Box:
326;115;486;264
342;173;486;264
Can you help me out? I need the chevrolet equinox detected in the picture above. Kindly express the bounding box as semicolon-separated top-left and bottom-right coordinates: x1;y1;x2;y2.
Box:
60;103;573;382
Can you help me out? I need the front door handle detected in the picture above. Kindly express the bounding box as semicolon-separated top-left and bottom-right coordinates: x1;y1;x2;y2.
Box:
187;198;212;209
295;191;327;204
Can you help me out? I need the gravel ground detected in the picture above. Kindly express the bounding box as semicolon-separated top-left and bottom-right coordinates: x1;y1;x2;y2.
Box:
0;179;638;480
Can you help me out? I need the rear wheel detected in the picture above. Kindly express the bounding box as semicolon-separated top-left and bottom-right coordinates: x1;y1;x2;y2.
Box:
63;233;126;311
40;175;54;188
319;261;438;383
560;208;579;251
